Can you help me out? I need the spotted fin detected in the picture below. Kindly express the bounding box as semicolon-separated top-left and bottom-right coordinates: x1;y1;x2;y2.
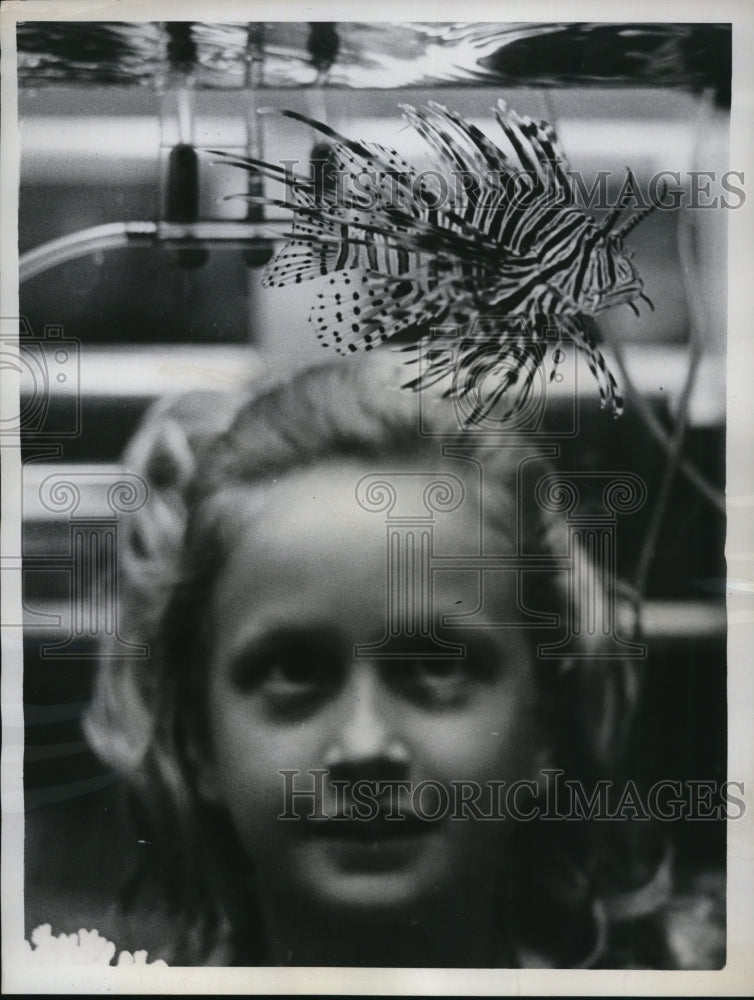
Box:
309;269;465;354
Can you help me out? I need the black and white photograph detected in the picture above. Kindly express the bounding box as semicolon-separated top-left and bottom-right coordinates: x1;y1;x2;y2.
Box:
1;2;752;993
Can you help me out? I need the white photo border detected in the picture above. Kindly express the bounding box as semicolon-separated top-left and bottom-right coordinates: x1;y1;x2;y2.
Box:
2;0;752;994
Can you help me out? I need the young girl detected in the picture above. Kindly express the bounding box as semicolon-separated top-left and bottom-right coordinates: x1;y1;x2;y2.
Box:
83;352;723;968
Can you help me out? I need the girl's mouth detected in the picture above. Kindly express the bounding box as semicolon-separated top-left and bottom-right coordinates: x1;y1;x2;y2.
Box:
309;813;435;841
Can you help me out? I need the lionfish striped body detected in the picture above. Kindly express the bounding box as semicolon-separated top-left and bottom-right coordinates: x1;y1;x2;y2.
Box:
213;101;656;417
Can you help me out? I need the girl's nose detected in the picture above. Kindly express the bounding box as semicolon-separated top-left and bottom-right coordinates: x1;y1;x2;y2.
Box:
324;663;409;771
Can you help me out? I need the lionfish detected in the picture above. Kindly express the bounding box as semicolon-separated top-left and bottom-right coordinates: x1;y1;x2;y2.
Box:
212;101;657;418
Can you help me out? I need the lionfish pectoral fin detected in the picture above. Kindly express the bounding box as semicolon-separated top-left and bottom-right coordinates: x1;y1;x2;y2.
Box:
560;316;623;417
309;270;450;355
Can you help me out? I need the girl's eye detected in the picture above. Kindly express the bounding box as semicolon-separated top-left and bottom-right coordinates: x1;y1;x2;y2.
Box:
392;656;473;706
229;629;343;707
260;654;337;697
386;633;499;706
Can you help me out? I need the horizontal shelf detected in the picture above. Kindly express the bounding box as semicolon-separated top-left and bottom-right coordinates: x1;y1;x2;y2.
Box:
15;342;724;419
18;598;725;644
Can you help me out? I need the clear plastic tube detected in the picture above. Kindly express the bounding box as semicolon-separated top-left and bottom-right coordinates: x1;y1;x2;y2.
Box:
19;220;285;282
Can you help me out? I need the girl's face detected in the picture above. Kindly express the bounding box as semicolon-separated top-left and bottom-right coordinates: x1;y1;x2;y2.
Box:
197;458;541;914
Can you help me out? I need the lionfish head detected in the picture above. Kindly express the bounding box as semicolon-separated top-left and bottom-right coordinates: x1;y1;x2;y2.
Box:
580;199;656;315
